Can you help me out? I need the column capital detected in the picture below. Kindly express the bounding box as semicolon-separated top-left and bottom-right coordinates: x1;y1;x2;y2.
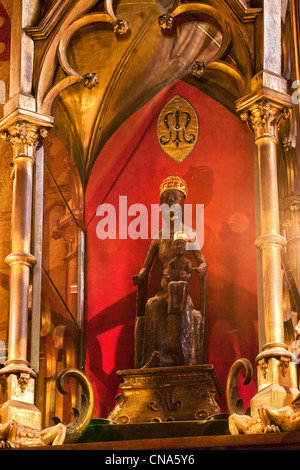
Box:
1;121;48;149
0;114;52;160
236;88;293;142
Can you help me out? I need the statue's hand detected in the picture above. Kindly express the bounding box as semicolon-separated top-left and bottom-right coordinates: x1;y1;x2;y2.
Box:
133;268;148;286
179;271;189;281
133;275;142;286
193;264;208;279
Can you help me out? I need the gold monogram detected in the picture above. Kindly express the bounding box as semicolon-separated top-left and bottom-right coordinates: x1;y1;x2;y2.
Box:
157;95;199;163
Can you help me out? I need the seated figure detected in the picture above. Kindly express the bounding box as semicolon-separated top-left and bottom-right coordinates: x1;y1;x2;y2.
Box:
133;175;207;368
167;232;192;317
167;233;192;282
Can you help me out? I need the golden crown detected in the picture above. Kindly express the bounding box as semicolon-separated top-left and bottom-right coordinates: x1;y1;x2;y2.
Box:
174;231;189;243
159;175;188;198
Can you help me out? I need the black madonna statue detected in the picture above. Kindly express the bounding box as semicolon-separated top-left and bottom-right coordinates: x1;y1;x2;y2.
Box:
133;175;207;369
108;176;222;424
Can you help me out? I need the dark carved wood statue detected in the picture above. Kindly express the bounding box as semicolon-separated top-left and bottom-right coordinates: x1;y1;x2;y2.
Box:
108;176;221;424
133;175;207;368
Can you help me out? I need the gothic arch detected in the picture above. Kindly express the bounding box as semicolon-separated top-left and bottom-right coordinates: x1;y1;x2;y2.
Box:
29;0;258;185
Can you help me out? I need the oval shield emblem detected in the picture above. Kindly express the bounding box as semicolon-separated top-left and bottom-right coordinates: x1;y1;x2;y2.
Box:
157;95;199;162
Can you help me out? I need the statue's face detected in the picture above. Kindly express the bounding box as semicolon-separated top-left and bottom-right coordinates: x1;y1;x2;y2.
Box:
174;239;186;256
160;189;185;207
160;189;185;223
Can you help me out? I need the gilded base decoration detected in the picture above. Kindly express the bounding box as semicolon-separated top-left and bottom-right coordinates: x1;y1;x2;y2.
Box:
0;368;94;448
108;364;223;424
226;359;300;435
229;394;300;435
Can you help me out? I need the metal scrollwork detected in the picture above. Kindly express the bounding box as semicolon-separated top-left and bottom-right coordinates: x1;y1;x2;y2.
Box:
226;358;253;416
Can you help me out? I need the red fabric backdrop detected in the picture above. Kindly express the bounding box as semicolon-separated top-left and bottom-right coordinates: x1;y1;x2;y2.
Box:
84;79;258;418
0;2;11;62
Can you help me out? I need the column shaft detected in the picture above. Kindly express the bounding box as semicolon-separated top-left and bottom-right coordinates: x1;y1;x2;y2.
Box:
255;136;285;349
6;151;35;366
0;122;46;377
237;97;299;412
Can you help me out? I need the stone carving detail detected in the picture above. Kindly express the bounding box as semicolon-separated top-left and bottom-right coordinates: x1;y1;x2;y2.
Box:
0;368;94;448
18;374;29;393
258;359;268;380
83;73;99;89
1;121;48;149
229;395;300;435
108;364;223;424
191;61;206;78
0;377;6;395
113;18;129;35
147;390;182;412
158;13;174;30
240;100;289;139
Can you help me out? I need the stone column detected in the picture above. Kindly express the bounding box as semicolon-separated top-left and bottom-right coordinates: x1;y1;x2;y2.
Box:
237;93;299;414
0;120;48;429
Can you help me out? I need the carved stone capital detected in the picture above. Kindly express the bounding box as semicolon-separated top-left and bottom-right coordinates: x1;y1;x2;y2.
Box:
0;121;48;159
240;100;289;141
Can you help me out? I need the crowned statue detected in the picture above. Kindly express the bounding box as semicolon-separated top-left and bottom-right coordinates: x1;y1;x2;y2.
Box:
108;176;221;424
133;175;207;369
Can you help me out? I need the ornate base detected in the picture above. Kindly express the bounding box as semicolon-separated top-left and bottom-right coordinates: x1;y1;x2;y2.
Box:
0;373;41;429
0;399;41;430
108;364;223;424
250;383;300;416
250;356;299;415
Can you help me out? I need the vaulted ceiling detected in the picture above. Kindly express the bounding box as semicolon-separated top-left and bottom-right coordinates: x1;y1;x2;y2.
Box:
31;0;261;186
